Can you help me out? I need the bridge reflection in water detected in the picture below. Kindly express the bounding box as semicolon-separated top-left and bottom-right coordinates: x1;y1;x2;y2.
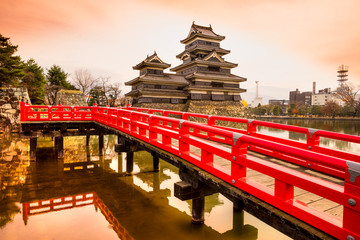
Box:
18;137;259;240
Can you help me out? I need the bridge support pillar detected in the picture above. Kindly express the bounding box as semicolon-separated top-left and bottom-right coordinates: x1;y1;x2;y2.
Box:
118;153;123;173
55;136;64;159
174;179;217;225
86;135;90;146
99;135;104;156
152;152;159;172
126;151;134;175
192;196;205;224
30;137;37;161
233;200;245;232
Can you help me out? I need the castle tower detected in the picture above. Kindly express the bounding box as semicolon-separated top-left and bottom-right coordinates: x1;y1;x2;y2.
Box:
125;52;188;104
170;22;246;101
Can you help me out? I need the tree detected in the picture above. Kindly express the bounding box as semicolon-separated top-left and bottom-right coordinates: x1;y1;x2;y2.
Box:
298;104;311;116
45;65;75;105
21;59;46;104
272;105;281;116
311;105;323;116
107;82;122;107
323;100;341;118
336;83;360;117
287;103;297;116
0;34;25;87
46;65;74;89
71;68;99;98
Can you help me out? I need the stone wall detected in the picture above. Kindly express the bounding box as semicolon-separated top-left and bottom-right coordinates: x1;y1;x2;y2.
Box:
133;102;188;112
134;100;250;118
0;88;31;133
186;100;247;118
55;90;87;106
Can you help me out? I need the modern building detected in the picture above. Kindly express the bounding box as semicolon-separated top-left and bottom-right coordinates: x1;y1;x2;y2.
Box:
289;89;312;105
312;88;343;106
125;23;247;106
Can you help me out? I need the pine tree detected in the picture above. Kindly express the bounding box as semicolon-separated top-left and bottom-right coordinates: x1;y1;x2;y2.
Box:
0;34;25;87
21;59;46;104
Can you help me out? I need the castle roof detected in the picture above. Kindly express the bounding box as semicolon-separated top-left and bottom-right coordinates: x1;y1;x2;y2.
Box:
176;45;230;59
170;59;238;72
133;52;171;70
180;22;225;44
125;73;188;86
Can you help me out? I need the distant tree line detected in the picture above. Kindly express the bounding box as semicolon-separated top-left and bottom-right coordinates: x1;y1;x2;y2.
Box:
0;33;126;106
251;84;360;118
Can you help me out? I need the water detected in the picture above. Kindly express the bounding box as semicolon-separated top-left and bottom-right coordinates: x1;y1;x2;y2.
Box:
1;119;358;240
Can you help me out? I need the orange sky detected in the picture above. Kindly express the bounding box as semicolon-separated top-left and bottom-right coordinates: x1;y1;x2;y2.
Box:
1;0;359;101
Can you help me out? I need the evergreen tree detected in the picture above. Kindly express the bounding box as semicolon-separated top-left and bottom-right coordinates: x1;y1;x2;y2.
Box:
21;59;46;104
0;34;25;87
45;65;75;105
46;65;75;89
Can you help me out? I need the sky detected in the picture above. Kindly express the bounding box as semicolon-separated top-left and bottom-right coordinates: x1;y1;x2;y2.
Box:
1;0;360;103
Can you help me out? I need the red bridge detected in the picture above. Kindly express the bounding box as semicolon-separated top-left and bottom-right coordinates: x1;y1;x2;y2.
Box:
20;102;360;240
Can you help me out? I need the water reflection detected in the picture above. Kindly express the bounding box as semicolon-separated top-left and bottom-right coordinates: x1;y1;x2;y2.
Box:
256;119;360;153
0;134;292;240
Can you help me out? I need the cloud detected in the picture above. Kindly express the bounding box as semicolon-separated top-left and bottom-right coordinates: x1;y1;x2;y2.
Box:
0;0;120;37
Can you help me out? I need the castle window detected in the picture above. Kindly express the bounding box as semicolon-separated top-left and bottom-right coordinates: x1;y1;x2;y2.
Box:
211;82;223;88
208;66;220;72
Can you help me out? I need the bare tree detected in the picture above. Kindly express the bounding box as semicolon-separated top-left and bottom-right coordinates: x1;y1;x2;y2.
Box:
336;83;359;105
44;84;62;105
107;82;122;107
71;68;99;99
335;83;360;117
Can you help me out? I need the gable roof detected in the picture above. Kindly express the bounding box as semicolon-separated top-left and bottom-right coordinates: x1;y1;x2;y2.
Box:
203;50;224;62
133;52;171;70
181;22;225;44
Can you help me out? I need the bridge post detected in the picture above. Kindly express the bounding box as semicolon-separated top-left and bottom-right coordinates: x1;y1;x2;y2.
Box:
99;135;104;156
192;196;205;224
55;136;64;159
30;137;37;161
153;169;160;192
126;151;134;175
233;199;245;232
152;152;160;172
344;161;360;240
86;134;90;146
118;153;123;173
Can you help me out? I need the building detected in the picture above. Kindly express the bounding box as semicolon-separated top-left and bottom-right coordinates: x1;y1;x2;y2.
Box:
289;89;312;105
125;23;247;106
312;88;343;106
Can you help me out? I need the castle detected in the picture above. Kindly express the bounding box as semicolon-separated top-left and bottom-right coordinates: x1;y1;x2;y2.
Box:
125;23;247;113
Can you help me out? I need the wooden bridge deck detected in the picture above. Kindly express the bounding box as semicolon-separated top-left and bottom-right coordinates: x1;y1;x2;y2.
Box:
172;136;344;220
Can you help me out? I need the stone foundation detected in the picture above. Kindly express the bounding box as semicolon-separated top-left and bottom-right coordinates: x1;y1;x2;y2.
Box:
0;88;31;132
134;100;249;119
55;90;87;106
187;100;246;118
133;103;187;112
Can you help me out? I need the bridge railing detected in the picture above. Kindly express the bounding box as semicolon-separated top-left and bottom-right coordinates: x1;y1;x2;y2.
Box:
126;106;360;179
21;103;360;239
122;109;359;240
